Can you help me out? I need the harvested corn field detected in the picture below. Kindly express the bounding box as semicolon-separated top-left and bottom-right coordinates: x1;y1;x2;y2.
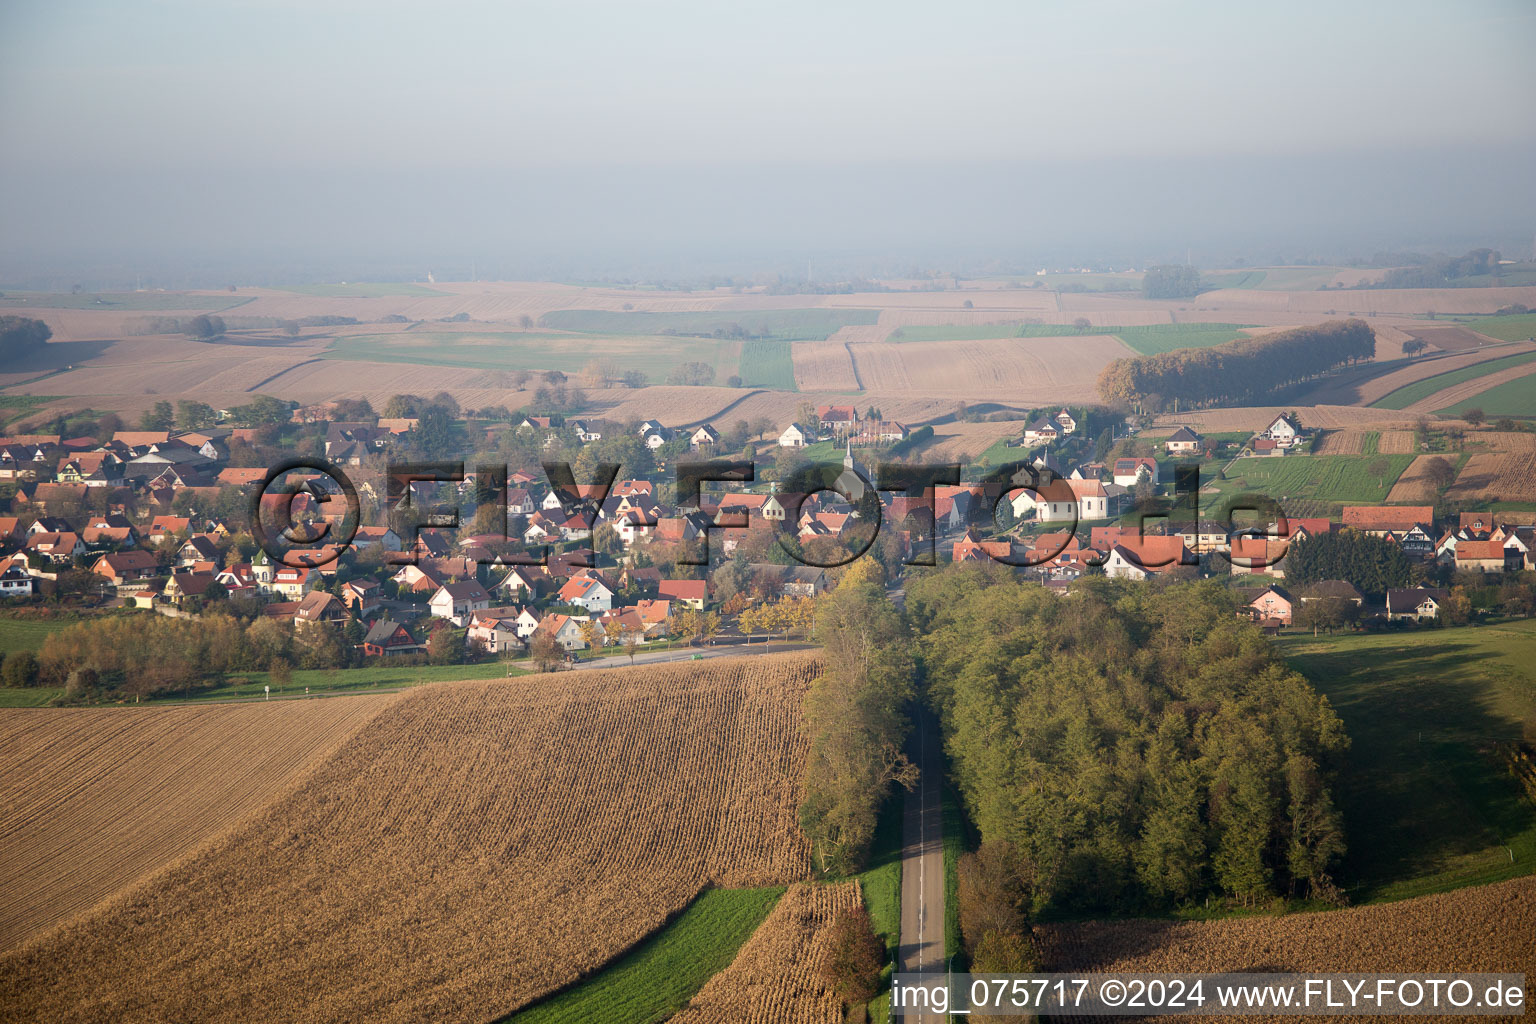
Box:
0;653;822;1024
791;341;863;391
1312;429;1373;455
0;697;394;950
1385;454;1452;503
1445;453;1536;504
846;335;1132;401
1038;875;1536;1023
670;882;864;1024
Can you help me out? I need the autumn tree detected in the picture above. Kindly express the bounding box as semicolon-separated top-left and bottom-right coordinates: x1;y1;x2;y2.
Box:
529;630;564;671
820;904;885;1009
799;560;917;874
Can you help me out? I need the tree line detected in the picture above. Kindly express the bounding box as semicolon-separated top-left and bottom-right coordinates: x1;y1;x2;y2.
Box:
906;567;1350;915
0;316;51;363
1097;319;1376;410
1282;530;1411;595
798;559;917;875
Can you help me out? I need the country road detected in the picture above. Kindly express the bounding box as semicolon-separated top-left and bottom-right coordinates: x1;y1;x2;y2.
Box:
566;639;814;671
899;705;946;1022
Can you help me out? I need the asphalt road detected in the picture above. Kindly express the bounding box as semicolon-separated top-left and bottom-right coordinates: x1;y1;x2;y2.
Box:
899;705;946;1022
566;639;814;671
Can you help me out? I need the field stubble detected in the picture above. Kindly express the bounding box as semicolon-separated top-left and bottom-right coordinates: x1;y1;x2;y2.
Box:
0;653;821;1024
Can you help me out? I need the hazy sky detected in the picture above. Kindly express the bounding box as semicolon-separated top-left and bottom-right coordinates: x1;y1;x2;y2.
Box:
2;0;1534;284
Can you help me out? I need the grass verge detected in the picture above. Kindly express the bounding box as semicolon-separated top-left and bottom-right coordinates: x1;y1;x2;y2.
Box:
501;887;783;1024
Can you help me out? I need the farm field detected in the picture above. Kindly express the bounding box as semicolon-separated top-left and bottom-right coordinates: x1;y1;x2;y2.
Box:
1311;429;1378;455
909;420;1032;461
1449;312;1536;343
1445;453;1536;504
0;688;63;708
0;291;251;312
276;282;446;298
0;617;77;656
846;335;1132;401
1401;325;1502;351
323;331;738;380
737;340;798;390
1038;874;1535;989
540;308;879;340
885;322;1253;356
1279;622;1536;900
790;341;862;391
1437;367;1536;418
669;882;864;1024
0;697;394;949
505;887;784;1024
0;653;821;1024
147;660;532;703
1370;350;1536;410
1152;405;1419;434
1206;453;1415;508
1385;454;1455;503
1301;342;1536;407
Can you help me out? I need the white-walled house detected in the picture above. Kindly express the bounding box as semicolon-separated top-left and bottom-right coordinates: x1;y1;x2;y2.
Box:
429;580;491;625
778;423;811;448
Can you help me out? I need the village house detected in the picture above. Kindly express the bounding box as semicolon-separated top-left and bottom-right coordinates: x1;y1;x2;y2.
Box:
162;570;218;607
1022;417;1060;444
351;526;404;552
777;422;812;448
338;578;383;618
1229;535;1289;578
534;612;588;651
294;590;349;629
689;424;721;450
26;532;85;565
658;578;708;610
505;487;536;516
1111;457;1159;488
1054;408;1077;434
1102;535;1192;580
1454;539;1516;573
817;405;858;435
146;516;192;545
494;565;548;601
1340;506;1435;549
362;620;425;657
1247;585;1295;626
1386;587;1450;623
1164;426;1203;454
91;550;161;586
0;563;35;597
1299;580;1365;605
429;580;492;625
467;613;524;654
558;574;615;612
390;563;446;595
1262;414;1305;449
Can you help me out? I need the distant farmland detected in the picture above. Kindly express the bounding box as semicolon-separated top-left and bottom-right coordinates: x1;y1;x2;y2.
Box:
738;340;798;390
323;331;738;380
1208;453;1415;506
0;291;252;312
1371;350;1536;410
540;308;879;340
1437;368;1536;418
887;321;1255;355
274;282;446;298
